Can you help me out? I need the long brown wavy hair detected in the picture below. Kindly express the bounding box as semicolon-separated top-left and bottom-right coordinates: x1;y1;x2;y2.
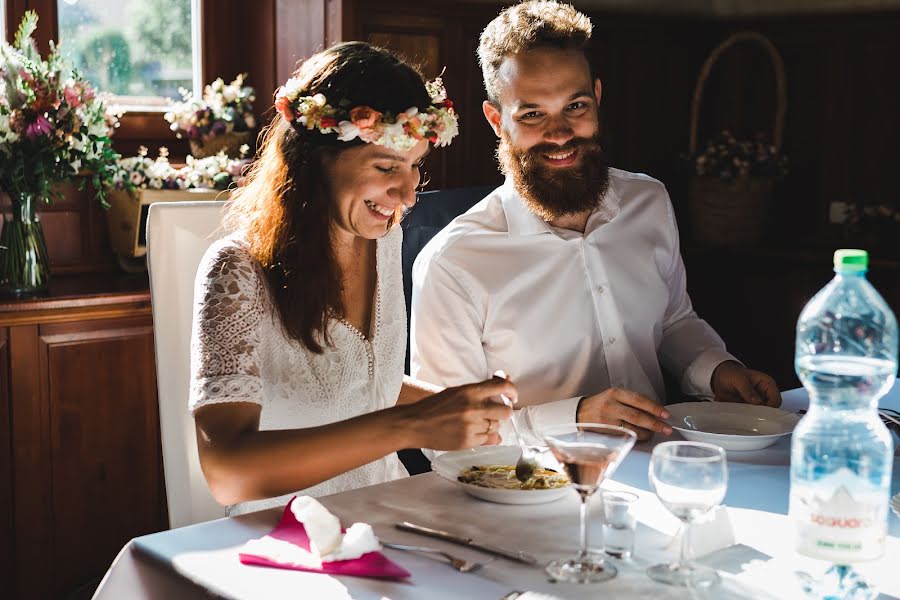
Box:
225;42;432;353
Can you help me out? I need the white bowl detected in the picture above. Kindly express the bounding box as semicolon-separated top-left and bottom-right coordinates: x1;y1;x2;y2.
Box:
431;445;571;505
666;402;801;451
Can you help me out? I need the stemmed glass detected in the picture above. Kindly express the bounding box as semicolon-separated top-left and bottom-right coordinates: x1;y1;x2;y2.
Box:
542;423;637;583
647;441;728;587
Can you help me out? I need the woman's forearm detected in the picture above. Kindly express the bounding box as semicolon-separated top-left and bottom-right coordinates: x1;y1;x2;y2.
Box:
198;405;416;505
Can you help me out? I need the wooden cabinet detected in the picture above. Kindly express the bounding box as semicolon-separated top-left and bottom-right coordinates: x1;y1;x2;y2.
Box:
0;274;167;599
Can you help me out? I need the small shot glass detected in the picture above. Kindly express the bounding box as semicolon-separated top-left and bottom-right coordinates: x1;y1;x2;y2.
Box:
601;490;639;559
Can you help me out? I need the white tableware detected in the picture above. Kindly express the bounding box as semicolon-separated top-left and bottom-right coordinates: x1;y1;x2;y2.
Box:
892;493;900;518
431;445;570;505
666;402;801;451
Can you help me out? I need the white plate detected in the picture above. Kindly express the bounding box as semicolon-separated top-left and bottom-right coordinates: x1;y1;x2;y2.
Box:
892;493;900;518
431;445;571;505
666;402;801;451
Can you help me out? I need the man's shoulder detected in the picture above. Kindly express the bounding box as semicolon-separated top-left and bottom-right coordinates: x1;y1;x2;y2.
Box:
608;167;668;197
416;187;510;265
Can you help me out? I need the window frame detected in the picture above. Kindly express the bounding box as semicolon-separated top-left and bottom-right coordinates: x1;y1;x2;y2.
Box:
5;0;217;156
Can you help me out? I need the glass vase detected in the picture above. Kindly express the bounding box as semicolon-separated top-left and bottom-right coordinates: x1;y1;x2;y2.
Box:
0;193;51;297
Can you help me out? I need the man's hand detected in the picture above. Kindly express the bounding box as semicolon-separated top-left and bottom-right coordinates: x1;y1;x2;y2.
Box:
576;388;672;441
710;361;781;407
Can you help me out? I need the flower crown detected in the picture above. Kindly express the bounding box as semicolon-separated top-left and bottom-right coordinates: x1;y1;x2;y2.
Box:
274;75;459;151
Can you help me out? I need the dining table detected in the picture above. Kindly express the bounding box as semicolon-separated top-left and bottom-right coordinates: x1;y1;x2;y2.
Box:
93;382;900;600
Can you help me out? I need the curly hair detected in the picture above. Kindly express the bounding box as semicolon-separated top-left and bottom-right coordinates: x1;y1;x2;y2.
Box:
478;1;593;104
225;42;431;353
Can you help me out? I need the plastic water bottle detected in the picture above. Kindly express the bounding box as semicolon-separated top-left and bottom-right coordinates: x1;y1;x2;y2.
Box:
790;249;898;598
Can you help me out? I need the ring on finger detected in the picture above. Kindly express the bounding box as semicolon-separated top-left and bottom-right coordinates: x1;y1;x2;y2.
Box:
484;419;495;434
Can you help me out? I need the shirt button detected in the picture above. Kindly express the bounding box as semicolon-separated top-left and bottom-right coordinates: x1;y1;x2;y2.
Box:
597;285;604;294
608;336;616;344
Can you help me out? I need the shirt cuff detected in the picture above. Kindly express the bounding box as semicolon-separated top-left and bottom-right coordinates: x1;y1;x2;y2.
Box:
504;396;582;445
681;347;741;399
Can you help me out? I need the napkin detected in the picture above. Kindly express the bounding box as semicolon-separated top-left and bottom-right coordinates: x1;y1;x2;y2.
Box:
665;505;737;559
239;496;410;579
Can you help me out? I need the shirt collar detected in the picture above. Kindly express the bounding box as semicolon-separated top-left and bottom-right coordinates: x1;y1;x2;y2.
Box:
500;176;622;238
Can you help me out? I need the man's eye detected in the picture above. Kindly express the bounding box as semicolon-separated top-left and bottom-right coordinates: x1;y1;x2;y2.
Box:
519;112;542;120
376;166;395;174
568;101;588;111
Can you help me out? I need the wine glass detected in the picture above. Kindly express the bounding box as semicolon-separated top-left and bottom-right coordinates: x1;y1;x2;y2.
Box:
542;423;637;583
647;441;728;587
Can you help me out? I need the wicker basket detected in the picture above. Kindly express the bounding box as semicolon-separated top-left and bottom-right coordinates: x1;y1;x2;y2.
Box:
687;32;787;245
189;130;254;159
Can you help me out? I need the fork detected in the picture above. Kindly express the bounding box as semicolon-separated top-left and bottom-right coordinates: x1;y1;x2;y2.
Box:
382;542;486;573
494;369;539;482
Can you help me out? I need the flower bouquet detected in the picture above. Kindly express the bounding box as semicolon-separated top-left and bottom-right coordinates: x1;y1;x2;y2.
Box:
0;11;121;296
685;130;789;246
689;130;788;182
165;74;256;158
106;146;250;260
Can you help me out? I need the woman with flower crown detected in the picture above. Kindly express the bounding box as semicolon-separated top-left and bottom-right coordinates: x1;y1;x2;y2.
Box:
189;42;514;515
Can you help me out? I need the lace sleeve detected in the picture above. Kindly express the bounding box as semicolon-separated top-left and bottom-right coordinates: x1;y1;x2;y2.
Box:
189;239;266;412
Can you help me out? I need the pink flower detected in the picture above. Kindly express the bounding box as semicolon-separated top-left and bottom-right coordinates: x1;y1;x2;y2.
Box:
275;95;294;122
25;114;53;140
64;86;81;109
349;106;382;130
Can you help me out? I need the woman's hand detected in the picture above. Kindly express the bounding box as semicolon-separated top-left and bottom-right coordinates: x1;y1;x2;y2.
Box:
397;378;516;450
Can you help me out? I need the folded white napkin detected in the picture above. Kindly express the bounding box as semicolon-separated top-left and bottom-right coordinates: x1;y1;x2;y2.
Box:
666;505;737;559
242;497;380;566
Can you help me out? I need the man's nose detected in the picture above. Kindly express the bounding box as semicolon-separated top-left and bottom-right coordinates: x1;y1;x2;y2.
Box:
543;116;574;147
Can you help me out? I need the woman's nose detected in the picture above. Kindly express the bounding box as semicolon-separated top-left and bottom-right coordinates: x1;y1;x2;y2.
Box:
389;172;418;208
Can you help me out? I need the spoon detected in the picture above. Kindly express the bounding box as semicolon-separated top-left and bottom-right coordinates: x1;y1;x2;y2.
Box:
493;369;539;482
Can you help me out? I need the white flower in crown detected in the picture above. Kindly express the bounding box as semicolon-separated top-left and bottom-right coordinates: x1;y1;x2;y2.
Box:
425;75;448;104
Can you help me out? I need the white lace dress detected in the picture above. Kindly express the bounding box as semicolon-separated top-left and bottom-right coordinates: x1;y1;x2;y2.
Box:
189;225;409;516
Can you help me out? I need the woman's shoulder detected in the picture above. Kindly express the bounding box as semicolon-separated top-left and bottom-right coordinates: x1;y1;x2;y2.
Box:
198;232;258;278
196;232;268;298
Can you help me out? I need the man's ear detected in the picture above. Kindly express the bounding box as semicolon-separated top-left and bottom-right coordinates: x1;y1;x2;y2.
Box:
482;100;502;138
593;78;602;107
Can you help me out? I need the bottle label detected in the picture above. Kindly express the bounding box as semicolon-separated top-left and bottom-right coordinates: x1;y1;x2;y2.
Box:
790;477;887;563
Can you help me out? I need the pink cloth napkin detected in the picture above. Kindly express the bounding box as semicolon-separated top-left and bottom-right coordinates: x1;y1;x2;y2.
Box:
239;497;410;579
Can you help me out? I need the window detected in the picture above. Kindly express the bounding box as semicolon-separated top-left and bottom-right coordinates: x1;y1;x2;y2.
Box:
56;0;202;111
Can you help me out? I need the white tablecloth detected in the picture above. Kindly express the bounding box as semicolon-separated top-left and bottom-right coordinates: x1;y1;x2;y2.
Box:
93;384;900;600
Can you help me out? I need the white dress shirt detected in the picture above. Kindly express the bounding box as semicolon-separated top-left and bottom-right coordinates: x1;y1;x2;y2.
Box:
410;168;736;443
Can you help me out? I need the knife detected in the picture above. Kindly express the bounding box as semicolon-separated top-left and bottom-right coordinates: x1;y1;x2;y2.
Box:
396;521;538;565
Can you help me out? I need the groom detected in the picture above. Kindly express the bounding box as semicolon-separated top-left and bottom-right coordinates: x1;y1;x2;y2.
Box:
410;0;780;443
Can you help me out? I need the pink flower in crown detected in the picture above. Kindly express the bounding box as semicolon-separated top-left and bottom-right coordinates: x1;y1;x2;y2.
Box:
349;106;382;130
25;114;53;140
275;95;294;122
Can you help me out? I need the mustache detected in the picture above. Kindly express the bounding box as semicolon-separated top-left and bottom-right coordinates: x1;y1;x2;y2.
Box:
522;137;600;160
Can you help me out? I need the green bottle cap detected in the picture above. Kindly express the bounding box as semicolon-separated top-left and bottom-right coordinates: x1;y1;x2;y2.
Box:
833;249;868;273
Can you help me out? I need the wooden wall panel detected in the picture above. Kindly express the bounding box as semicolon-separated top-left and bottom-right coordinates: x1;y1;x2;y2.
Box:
0;328;11;599
9;324;50;600
41;318;163;595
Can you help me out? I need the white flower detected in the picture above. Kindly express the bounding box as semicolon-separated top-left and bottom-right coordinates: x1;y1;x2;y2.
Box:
129;171;144;185
336;121;360;142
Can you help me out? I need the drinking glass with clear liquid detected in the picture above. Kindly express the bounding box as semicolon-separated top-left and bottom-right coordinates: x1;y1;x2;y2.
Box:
647;441;728;587
600;490;638;559
541;423;636;584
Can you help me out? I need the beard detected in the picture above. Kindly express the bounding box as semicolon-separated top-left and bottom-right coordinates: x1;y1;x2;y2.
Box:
497;131;610;221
